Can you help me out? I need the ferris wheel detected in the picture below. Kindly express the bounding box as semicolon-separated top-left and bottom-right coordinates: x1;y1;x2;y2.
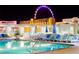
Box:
34;5;56;33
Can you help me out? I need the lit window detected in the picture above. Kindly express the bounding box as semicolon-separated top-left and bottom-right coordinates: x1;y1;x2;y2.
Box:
35;26;41;32
0;26;5;33
12;27;19;32
24;27;31;32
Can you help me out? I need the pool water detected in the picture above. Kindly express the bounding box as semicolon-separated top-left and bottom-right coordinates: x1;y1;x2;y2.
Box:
0;40;71;54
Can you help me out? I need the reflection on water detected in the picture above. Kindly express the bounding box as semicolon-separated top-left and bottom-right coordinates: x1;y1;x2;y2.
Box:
20;41;24;47
6;42;12;49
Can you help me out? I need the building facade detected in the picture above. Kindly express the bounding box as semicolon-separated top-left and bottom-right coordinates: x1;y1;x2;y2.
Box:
56;17;79;35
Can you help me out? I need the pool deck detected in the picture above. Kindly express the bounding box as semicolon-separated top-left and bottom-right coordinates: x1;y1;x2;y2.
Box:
40;46;79;54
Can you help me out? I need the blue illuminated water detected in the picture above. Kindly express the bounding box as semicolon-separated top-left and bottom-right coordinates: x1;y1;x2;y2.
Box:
0;40;71;54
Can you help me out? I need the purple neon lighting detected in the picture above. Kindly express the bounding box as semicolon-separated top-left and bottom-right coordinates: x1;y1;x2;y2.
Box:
34;5;54;19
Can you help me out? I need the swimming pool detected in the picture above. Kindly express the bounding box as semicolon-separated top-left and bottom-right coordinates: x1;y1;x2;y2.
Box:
0;40;72;54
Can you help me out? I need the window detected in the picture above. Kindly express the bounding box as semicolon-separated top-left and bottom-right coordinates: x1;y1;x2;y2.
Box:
12;27;19;32
35;26;41;33
24;27;31;32
0;26;6;33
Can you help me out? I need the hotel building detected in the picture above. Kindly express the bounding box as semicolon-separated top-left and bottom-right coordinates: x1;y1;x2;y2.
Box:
56;17;79;35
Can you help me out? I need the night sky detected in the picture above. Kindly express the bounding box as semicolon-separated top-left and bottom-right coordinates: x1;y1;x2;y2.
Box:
0;5;79;22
